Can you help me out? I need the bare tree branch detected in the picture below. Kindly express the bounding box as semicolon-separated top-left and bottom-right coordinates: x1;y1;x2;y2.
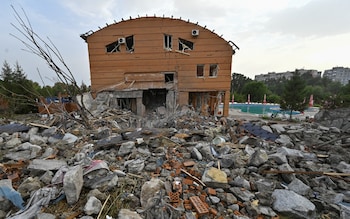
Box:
10;5;93;128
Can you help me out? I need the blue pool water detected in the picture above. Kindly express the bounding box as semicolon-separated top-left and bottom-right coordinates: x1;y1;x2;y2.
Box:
230;103;278;114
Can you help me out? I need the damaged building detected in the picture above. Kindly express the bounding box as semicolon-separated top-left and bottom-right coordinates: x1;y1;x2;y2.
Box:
81;16;238;116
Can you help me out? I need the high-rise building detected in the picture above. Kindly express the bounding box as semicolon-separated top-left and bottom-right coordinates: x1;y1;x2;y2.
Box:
323;67;350;85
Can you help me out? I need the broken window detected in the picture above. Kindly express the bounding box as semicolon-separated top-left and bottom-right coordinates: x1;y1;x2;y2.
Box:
178;38;193;52
197;64;204;77
164;34;172;50
164;73;174;83
126;35;134;52
209;64;219;77
143;89;167;111
106;40;121;53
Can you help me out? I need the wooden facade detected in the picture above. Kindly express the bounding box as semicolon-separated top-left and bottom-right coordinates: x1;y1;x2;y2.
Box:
81;17;236;116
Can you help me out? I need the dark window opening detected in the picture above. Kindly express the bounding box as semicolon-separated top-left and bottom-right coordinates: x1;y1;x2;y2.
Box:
165;73;174;83
189;91;218;116
117;98;137;113
143;89;167;111
164;34;172;50
178;38;194;52
209;64;219;77
197;65;204;77
126;35;134;52
106;41;120;53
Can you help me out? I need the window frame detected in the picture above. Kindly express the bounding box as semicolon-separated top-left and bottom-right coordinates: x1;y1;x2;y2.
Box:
106;41;121;53
197;64;205;78
164;34;172;50
178;38;194;52
209;64;219;77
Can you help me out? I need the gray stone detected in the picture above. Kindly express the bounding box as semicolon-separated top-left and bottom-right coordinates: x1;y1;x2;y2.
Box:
255;178;275;192
4;137;21;149
5;142;42;161
191;147;203;160
84;171;119;191
125;159;145;174
87;189;108;201
118;141;135;156
95;127;111;140
118;208;143;219
288;178;311;196
261;125;273;133
232;176;250;190
144;162;157;172
220;153;235;168
257;206;277;217
63;165;83;205
209;195;220;204
4;150;33;161
17;177;42;199
278;163;296;183
198;144;215;160
336;161;350;173
41;127;58;137
36;213;56;219
140;178;164;207
270;124;286;133
227;204;240;212
39;171;53;185
277;146;304;158
248;149;268;167
272;189;316;219
230;187;254;202
275;134;293;146
339;202;350;219
28;159;67;171
225;193;238;205
84;196;102;215
269;153;288;164
29;134;47;145
62;133;78;144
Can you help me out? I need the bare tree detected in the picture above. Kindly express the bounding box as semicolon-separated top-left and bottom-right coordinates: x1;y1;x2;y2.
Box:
10;5;92;128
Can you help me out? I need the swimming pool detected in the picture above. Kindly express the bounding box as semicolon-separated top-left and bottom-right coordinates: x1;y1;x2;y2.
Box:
229;103;278;115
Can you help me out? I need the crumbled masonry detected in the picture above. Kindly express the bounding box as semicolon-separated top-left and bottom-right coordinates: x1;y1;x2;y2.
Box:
0;102;350;219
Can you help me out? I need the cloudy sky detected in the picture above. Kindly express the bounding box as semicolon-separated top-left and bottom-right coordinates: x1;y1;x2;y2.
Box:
1;0;349;86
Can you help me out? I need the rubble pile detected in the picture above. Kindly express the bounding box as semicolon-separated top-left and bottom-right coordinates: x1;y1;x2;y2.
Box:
0;105;350;219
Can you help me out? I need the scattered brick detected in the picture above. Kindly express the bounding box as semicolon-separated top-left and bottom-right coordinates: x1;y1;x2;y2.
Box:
206;187;216;195
209;207;218;216
189;196;209;216
168;191;180;203
182;178;194;185
183;160;195;167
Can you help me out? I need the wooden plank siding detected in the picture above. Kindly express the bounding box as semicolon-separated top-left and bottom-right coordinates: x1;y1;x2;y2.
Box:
84;17;234;116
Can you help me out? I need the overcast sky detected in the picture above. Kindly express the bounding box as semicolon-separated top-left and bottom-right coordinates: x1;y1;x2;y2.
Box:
1;0;350;86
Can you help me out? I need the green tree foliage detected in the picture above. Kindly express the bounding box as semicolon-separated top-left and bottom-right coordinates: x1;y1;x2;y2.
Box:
242;81;269;103
0;61;37;114
231;73;252;94
280;72;308;119
0;60;91;115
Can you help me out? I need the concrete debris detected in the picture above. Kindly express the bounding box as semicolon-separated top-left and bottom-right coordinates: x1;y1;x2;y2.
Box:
0;105;350;218
84;196;102;215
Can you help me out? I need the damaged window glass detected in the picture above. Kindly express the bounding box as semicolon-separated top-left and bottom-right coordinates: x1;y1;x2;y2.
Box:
209;64;219;77
164;73;174;83
164;34;172;50
178;38;193;52
106;40;121;53
197;64;204;77
126;35;134;52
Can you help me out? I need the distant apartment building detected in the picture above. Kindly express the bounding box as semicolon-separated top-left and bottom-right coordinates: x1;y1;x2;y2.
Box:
255;69;321;82
323;67;350;86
